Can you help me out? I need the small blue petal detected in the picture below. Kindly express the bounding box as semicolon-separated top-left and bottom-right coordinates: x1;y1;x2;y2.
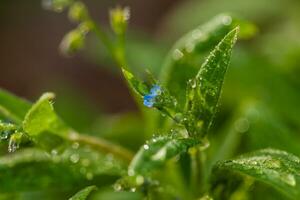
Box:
150;85;161;95
143;85;161;108
144;94;155;101
143;99;154;107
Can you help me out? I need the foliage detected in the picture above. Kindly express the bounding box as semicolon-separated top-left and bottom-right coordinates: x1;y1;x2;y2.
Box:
1;0;300;199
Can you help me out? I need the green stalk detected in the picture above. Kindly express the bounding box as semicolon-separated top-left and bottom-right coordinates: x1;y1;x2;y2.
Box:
67;130;134;163
87;15;146;115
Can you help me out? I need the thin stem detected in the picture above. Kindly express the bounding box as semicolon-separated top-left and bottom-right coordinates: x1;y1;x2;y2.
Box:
88;18;128;70
189;147;199;193
67;131;134;164
189;146;206;197
87;17;146;113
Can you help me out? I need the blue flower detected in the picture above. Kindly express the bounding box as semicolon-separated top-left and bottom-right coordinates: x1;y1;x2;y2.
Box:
143;85;161;107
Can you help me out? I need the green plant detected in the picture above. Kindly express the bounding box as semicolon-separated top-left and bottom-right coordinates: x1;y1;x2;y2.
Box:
0;0;300;199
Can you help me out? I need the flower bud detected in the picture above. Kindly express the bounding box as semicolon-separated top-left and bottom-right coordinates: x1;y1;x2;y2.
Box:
109;6;130;35
42;0;73;12
60;29;85;55
68;1;88;22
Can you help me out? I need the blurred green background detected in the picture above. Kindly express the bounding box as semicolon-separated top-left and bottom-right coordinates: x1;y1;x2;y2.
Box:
0;0;300;199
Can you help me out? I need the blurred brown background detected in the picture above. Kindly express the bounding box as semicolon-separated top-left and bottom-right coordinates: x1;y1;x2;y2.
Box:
0;0;179;114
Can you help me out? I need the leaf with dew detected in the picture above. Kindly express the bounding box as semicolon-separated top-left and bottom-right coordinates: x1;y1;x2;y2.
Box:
212;148;300;199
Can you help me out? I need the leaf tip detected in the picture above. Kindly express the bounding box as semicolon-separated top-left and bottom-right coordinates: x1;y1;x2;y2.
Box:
121;67;133;80
40;92;56;101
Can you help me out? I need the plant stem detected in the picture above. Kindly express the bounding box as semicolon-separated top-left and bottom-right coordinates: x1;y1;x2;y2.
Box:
87;17;146;113
88;18;128;70
189;147;199;193
190;146;206;196
67;131;134;164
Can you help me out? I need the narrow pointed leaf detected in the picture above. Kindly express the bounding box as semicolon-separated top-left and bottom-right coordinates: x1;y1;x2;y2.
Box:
160;14;251;107
121;68;149;96
183;28;238;137
129;135;199;175
22;92;68;137
122;68;179;120
0;147;125;192
69;185;97;200
212;148;300;199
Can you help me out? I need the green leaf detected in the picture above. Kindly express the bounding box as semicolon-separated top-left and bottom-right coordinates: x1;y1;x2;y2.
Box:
69;185;97;200
0;146;125;192
0;121;18;140
128;135;200;175
121;68;149;96
160;14;245;107
121;68;179;120
183;27;238;137
0;88;31;122
212;148;300;199
22;92;68;137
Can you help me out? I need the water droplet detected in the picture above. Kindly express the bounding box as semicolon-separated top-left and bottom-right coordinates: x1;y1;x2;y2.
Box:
128;169;135;176
152;148;167;161
143;144;149;150
199;195;213;200
188;79;197;89
0;131;10;140
246;106;260;122
106;153;114;161
81;158;90;167
173;49;184;60
192;29;203;40
86;172;94;180
8;134;21;153
51;149;58;155
199;137;210;151
114;183;122;191
281;174;296;186
41;0;64;12
136;175;144;185
234;118;250;133
80;167;87;174
72;142;79;149
70;154;80;163
185;41;195;53
222;16;232;26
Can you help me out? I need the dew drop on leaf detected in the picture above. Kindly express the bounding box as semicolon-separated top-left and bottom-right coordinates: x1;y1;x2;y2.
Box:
70;154;80;163
222;15;232;26
8;139;19;153
136;175;144;185
151;148;167;161
72;142;80;149
128;169;135;176
234;118;250;133
86;172;94;180
114;183;122;191
0;131;10;140
81;158;91;167
172;49;184;60
281;174;296;187
51;149;58;155
143;144;149;150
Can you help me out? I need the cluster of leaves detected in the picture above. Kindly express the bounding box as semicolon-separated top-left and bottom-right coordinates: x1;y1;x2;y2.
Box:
1;0;300;199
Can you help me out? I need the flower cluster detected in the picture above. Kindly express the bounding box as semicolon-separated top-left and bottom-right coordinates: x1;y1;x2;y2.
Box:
143;85;161;108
